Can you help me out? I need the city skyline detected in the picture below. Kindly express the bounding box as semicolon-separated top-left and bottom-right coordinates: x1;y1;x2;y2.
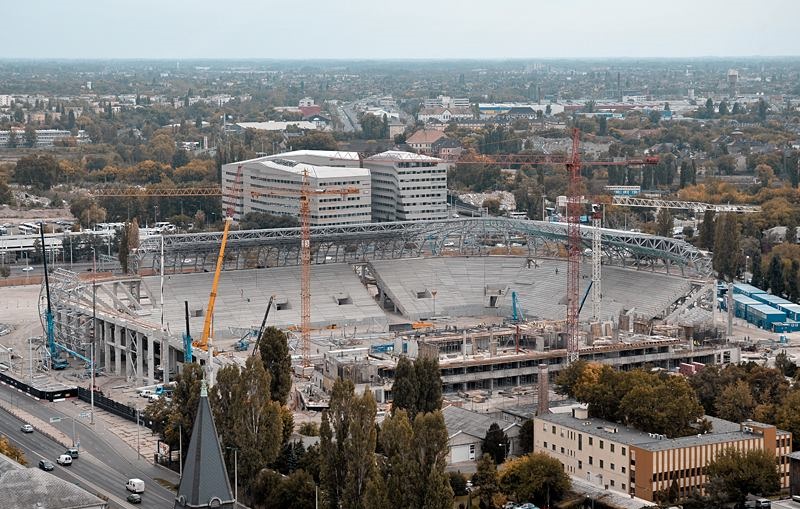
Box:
4;0;799;59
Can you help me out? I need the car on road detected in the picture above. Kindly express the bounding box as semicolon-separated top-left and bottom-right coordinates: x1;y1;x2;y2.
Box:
37;459;54;471
126;478;145;493
20;424;34;433
65;447;79;458
56;454;72;466
126;493;142;504
21;266;34;272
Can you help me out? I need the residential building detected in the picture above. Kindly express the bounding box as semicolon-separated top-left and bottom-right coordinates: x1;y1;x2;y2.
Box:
431;137;463;160
222;150;371;226
0;94;11;107
364;150;448;222
405;129;446;154
534;407;792;502
0;128;90;147
424;95;470;109
299;97;315;107
443;405;522;464
235;121;318;132
417;106;474;123
388;120;406;139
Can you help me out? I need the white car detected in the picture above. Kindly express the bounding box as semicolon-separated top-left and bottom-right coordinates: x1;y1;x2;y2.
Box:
22;266;34;272
56;454;72;466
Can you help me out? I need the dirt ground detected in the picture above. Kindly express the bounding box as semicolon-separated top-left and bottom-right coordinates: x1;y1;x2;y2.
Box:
0;204;74;223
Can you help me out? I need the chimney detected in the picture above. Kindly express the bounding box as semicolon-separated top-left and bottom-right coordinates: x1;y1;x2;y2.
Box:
537;363;550;415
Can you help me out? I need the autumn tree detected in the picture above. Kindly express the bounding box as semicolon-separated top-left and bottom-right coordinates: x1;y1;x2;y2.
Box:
705;448;780;507
714;380;755;423
775;389;800;450
13;154;60;190
258;326;292;405
0;434;26;465
473;454;500;509
499;453;571;507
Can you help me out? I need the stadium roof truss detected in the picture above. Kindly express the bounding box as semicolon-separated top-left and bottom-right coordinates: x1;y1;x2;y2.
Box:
134;218;711;277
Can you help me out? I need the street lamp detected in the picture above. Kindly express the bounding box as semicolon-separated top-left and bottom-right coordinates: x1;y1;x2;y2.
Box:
431;289;437;318
226;446;239;503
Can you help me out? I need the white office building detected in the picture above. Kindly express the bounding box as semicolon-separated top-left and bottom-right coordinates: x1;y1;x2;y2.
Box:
222;150;372;226
364;151;449;222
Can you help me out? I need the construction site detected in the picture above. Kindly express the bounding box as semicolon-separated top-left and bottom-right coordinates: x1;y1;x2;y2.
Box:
0;130;776;416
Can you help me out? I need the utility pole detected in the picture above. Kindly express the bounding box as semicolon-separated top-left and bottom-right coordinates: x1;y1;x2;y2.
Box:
91;248;96;426
227;446;238;503
178;423;182;478
136;409;140;459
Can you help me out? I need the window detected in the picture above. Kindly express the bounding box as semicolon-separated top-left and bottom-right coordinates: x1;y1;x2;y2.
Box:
622;447;626;456
622;483;626;491
543;441;548;449
578;434;583;451
552;444;556;451
589;437;593;446
578;460;583;469
600;440;604;450
610;480;615;487
611;463;615;471
600;460;604;468
560;447;565;454
611;444;615;453
589;456;593;465
552;426;556;434
622;466;626;474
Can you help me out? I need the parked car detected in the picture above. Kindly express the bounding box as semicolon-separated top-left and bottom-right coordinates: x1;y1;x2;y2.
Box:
20;424;34;433
21;266;34;272
138;389;153;398
65;447;79;458
56;454;72;466
126;493;142;504
38;459;54;471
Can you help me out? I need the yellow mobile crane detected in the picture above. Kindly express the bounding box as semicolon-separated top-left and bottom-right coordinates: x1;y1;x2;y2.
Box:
193;216;233;357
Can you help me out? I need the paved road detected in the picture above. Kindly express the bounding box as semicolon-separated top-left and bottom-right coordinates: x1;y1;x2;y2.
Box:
0;388;177;508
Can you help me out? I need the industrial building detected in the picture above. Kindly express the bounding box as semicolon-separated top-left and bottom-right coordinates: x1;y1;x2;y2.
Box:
221;150;372;225
0;128;90;147
722;283;800;332
534;408;791;502
363;150;448;222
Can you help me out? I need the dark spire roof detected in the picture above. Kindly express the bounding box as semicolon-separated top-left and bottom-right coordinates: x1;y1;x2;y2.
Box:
175;380;235;509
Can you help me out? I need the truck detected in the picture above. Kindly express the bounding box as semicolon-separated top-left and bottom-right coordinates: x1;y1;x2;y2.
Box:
52;358;69;370
126;478;145;493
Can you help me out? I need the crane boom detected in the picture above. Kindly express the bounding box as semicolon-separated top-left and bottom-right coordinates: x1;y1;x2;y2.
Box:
251;296;276;357
195;217;232;351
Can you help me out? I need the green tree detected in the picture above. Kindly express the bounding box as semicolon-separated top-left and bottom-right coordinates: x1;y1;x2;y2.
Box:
473;454;500;509
499;453;571;507
412;411;453;509
211;356;284;503
698;210;716;250
172;149;191;169
163;363;204;459
343;388;379;509
13;154;60;191
768;253;785;297
719;100;729;116
757;98;768;121
258;326;292;405
379;410;418;508
415;356;442;415
391;356;418;418
714;380;755;423
787;260;800;302
292;132;338;151
24;125;37;148
240;211;299;230
0;178;12;205
775;389;800;450
118;221;130;273
481;423;510;464
774;351;797;378
448;471;468;496
713;213;740;281
705;448;780;507
519;419;533;454
787;217;798;245
597;115;608;136
655;208;673;237
750;249;763;288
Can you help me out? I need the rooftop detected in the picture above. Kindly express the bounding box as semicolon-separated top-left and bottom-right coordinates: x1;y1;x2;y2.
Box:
405;129;446;145
366;150;442;163
537;412;786;452
443;405;518;439
251;159;370;179
0;454;107;509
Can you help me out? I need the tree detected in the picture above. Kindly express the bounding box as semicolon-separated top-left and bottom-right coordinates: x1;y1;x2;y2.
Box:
481;423;510;464
499;453;571;507
473;454;500;509
787;260;800;302
391;356;418;418
775;389;800;449
211;356;284;502
713;214;740;281
258;326;292;405
705;98;715;118
292;132;338;151
172;149;191;169
718;100;729;116
774;351;797;378
415;356;442;415
698;210;716;250
240;211;299;230
6;129;17;148
0;434;26;465
655;208;673;237
705;448;780;507
162;363;204;459
24;125;37;148
13;154;60;191
519;419;533;455
379;410;418;508
448;471;468;497
412;411;452;509
757;98;769;121
597;115;608;136
750;249;763;288
0;178;12;205
118;221;130;273
768;253;785;297
343;389;379;509
714;380;755;423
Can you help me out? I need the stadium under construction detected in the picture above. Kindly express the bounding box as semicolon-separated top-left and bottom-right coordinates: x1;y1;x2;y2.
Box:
41;217;735;400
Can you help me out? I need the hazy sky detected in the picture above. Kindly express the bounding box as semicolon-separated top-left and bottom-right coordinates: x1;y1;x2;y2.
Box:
5;0;799;59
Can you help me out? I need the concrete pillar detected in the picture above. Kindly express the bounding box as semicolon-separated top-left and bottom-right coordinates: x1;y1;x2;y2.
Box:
114;325;123;376
463;331;467;360
103;321;111;369
135;331;144;384
147;334;155;384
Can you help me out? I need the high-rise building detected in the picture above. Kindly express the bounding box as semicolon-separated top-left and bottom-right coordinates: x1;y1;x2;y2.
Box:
364;151;449;222
222;150;372;226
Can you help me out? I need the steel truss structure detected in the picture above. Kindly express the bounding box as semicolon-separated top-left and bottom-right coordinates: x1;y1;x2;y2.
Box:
612;196;761;213
134;217;711;277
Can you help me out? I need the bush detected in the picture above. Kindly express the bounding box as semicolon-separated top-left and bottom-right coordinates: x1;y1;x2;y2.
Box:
0;265;9;278
448;471;467;496
298;421;319;436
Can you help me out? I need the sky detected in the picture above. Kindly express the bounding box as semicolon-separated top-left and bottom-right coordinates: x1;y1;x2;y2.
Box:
4;0;799;59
